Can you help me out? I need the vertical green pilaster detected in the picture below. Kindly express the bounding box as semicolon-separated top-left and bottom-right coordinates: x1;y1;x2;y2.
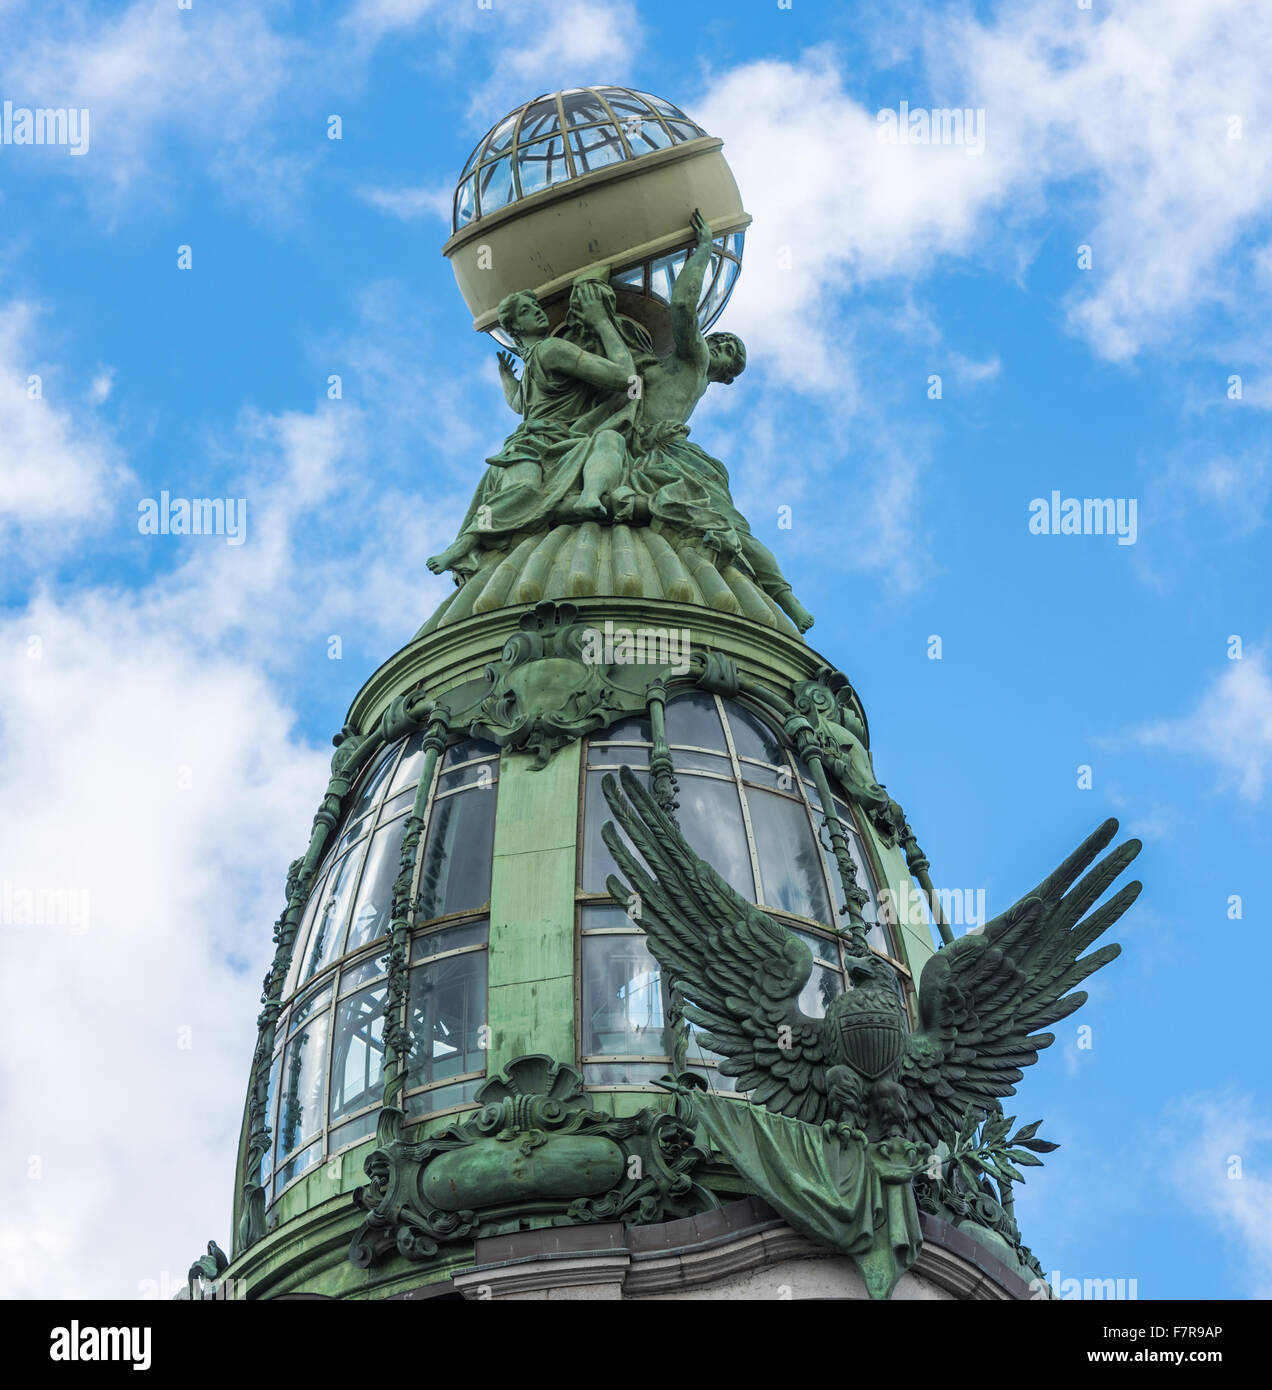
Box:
486;741;581;1072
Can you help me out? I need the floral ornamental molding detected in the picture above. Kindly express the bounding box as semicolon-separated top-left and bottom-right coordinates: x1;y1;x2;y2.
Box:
600;766;1142;1298
348;1055;717;1269
469;602;633;768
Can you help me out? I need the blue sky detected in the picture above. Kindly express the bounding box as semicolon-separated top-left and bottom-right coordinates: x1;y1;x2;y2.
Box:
1;0;1269;1299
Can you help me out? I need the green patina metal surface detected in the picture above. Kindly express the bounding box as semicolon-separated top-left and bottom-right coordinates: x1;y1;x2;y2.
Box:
487;744;580;1072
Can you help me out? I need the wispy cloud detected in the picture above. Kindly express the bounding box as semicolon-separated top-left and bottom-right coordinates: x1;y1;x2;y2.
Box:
1164;1090;1272;1298
1130;652;1272;802
0;300;130;556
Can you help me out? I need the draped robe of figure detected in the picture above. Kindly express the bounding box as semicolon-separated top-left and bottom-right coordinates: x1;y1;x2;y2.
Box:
445;336;637;579
623;418;791;596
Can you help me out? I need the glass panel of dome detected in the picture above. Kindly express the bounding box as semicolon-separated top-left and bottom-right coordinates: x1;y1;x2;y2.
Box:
602;92;658;121
301;844;365;981
632;92;690;121
626;120;674;154
670;749;731;777
406;951;487;1088
664;692;725;749
437;760;497;794
328;980;387;1123
476;155;515;216
561;90;613;126
611;265;645;291
568;125;626;174
442;736;500;768
792;927;840;969
725;702;786;765
388;728;430;794
277;1009;331;1156
726;231;745;258
676;775;756;899
581;767;650;892
747;788;834;922
738;761;796;793
648;253;676;305
798;961;843;1020
328;1111;377;1153
273;1141;319;1197
454;175;476;229
583;1061;668;1086
459;138;483;178
699;260;735;332
516;136;570;197
587;743;650;767
582;933;669;1056
412;918;488;961
335;810;374;856
259;1052;281;1185
345;743;399;823
483;112;517;159
517;98;560;144
415;785;495;921
580;902;637;931
287;982;332;1037
594;712;651;743
406;1076;484;1117
378;788;416;821
339;954;385;994
665;120;703;142
344;812;410;954
284;876;327;996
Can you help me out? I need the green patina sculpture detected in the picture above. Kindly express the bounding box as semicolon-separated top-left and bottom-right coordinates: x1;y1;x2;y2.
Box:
599;766;1142;1297
349;1055;716;1267
426;213;814;633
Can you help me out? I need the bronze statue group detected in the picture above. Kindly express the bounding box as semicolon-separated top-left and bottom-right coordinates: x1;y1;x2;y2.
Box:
427;211;814;634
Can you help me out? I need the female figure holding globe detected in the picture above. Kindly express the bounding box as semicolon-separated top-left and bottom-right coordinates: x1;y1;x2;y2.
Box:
426;279;638;578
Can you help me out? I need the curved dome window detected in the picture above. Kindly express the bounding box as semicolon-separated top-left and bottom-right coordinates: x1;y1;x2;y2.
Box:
579;693;898;1093
258;736;499;1209
454;87;707;230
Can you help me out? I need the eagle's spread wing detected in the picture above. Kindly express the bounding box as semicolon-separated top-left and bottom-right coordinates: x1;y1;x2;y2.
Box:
600;766;835;1123
901;819;1142;1146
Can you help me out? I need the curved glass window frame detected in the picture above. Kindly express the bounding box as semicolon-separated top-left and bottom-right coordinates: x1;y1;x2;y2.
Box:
577;692;909;1094
453;86;707;229
261;736;499;1210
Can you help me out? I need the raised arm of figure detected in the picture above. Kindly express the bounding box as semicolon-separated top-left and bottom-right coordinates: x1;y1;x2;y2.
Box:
496;351;523;414
539;281;634;392
669;208;714;368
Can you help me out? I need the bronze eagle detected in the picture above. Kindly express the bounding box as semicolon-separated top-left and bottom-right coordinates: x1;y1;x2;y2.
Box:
600;766;1142;1147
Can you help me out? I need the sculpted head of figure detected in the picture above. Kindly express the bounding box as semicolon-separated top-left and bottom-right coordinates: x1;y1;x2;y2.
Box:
497;290;550;351
706;331;746;384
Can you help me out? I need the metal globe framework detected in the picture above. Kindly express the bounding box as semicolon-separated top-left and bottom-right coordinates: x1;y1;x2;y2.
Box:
443;85;749;346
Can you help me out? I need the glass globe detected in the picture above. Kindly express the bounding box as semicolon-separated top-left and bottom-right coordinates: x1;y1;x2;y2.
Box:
452;87;745;346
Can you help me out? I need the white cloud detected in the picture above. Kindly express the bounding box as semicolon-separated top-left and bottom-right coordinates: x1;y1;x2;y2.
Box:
1132;653;1272;802
0;591;328;1299
694;0;1272;385
1;0;301;205
695;53;1006;392
88;368;114;405
0;282;479;1295
357;182;453;223
930;0;1272;363
0;300;129;545
1165;1091;1272;1298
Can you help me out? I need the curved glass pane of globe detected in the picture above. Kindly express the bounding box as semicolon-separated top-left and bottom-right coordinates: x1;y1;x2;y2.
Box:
516;135;570;198
568;124;626;174
453;86;710;233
